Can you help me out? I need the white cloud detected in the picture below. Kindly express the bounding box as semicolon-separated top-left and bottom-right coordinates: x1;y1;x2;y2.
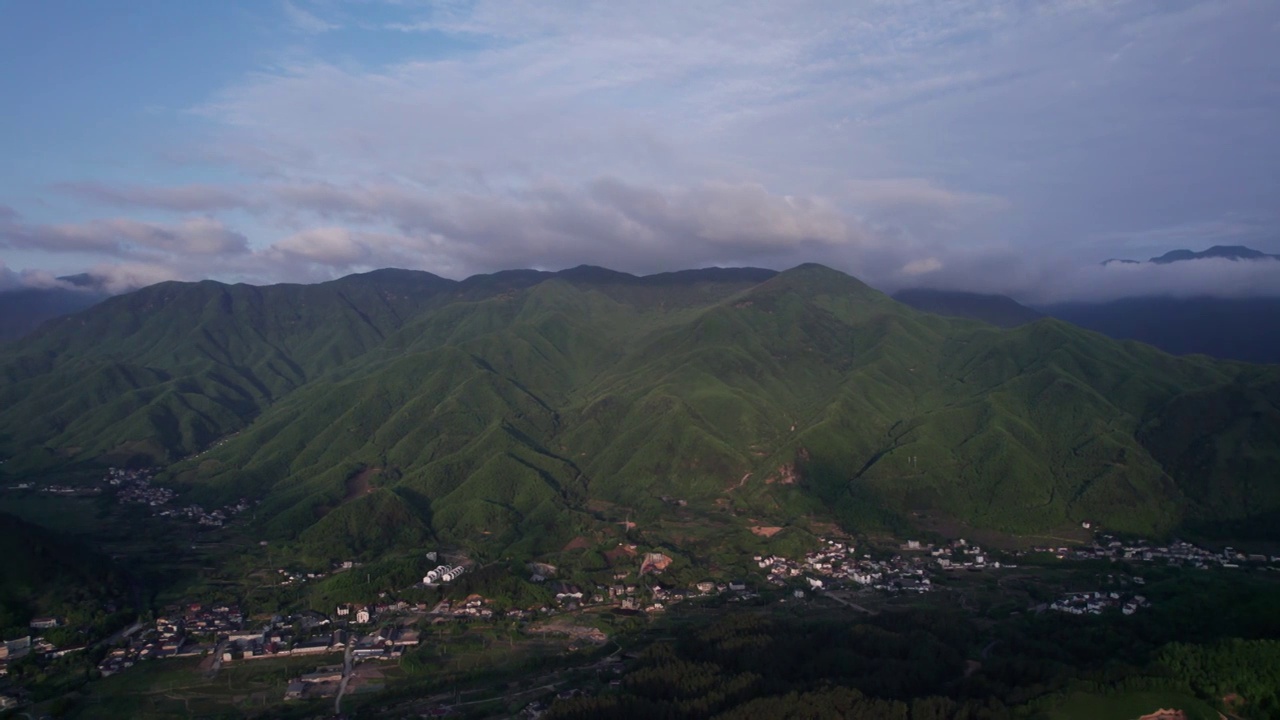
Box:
1034;256;1280;303
82;262;185;294
0;215;248;258
282;0;338;33
8;0;1280;299
900;257;943;276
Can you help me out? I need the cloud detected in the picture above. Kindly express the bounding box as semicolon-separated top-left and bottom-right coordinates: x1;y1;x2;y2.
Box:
0;260;84;293
56;182;251;213
271;227;376;266
0;215;249;258
255;177;881;276
282;0;338;33
1036;257;1280;303
82;262;185;294
900;257;943;276
8;1;1280;300
847;179;1009;215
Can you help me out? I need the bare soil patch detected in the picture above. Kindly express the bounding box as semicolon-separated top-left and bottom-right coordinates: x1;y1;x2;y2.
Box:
345;467;380;502
750;526;784;537
1137;710;1187;720
604;543;638;566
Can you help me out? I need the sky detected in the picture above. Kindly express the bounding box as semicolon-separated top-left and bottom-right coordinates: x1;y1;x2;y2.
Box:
1;0;1278;302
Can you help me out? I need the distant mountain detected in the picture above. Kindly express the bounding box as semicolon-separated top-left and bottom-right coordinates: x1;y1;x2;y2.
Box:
1040;296;1280;365
1104;244;1280;266
892;288;1043;328
0;285;108;341
1150;245;1280;264
2;263;1279;558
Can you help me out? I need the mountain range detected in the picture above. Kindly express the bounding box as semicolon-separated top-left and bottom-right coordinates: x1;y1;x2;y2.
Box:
2;264;1279;558
891;289;1280;365
1103;244;1280;266
0;283;107;342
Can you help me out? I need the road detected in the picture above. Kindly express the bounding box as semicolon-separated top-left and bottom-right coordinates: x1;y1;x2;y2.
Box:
823;591;878;615
205;640;229;678
100;620;146;648
333;639;355;715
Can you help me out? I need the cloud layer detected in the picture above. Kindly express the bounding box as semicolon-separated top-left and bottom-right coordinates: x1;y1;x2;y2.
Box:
2;1;1278;300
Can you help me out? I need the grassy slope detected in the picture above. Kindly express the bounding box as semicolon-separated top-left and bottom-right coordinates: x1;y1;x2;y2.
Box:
3;264;1280;557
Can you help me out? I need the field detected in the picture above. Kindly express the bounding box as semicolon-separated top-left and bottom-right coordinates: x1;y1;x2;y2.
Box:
65;656;321;719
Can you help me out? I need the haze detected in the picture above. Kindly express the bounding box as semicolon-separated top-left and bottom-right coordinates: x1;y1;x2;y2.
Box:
1;0;1278;302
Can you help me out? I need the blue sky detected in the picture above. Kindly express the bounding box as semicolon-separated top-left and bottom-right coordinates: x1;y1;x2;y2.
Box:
1;0;1278;301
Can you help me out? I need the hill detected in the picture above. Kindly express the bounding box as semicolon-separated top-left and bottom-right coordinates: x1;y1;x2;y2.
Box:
0;286;107;341
1040;297;1280;365
0;513;130;637
2;264;1279;558
892;288;1043;328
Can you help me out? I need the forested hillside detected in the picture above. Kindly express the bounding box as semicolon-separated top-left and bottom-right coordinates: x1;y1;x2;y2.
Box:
2;264;1278;557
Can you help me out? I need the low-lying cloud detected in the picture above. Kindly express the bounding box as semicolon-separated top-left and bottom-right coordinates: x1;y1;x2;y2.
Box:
0;215;249;259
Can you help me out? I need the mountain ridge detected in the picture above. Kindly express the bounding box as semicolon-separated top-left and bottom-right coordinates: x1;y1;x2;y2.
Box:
2;263;1278;558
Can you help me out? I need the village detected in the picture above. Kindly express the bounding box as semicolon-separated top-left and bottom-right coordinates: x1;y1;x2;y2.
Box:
105;467;255;527
1032;529;1280;569
6;520;1280;713
1048;590;1151;616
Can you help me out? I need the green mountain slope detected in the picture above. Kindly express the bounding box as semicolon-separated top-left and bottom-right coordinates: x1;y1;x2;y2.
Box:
2;264;1278;556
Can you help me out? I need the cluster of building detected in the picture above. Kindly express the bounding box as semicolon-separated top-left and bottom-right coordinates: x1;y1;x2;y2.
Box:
277;567;332;586
93;601;431;677
752;538;936;594
926;539;1012;570
1038;535;1280;569
98;604;245;675
1047;591;1151;616
1;626;90;679
422;564;465;584
106;467;253;527
435;595;495;620
35;483;100;497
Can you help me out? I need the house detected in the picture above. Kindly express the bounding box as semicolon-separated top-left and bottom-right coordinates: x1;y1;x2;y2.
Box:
291;637;332;655
284;681;305;700
424;564;451;584
355;607;372;624
553;583;584;601
728;580;747;592
29;617;60;630
300;667;343;683
695;581;716;593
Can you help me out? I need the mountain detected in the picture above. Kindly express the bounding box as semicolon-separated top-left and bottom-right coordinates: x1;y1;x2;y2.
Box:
2;264;1279;558
0;286;107;341
892;288;1043;328
1150;245;1280;264
1103;244;1280;266
1040;297;1280;365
